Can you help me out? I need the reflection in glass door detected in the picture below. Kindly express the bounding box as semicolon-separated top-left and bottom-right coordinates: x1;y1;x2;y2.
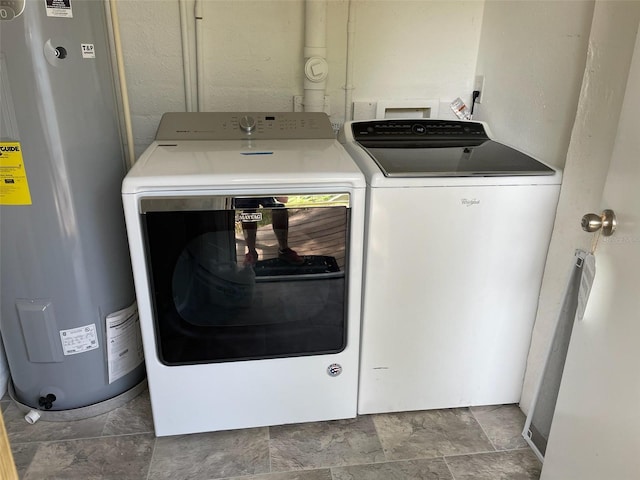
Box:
141;194;351;365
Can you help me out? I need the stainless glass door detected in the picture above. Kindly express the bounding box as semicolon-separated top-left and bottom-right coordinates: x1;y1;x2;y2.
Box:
140;194;351;365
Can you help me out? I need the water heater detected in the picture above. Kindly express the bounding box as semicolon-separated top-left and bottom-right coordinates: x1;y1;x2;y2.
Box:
0;0;145;412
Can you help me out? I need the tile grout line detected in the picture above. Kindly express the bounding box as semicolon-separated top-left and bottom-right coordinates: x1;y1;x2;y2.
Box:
98;410;110;437
145;436;158;480
216;466;333;480
468;407;498;451
467;406;533;453
273;453;471;475
442;455;458;480
369;414;389;462
267;425;272;475
220;448;538;480
264;450;509;480
443;447;529;480
443;447;507;460
9;430;155;447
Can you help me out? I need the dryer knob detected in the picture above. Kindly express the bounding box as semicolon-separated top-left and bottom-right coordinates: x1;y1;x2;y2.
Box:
239;116;256;133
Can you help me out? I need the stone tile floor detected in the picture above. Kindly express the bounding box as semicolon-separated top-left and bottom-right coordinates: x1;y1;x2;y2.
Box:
1;392;541;479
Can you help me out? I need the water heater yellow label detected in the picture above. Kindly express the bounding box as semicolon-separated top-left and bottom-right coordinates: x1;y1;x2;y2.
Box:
0;142;32;205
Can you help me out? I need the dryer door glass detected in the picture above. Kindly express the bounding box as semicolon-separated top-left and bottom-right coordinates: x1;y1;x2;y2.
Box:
140;194;351;365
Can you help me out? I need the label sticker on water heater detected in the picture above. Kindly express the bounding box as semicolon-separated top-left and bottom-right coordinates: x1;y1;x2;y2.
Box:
45;0;73;18
81;44;95;59
59;323;99;356
106;302;144;384
0;142;32;206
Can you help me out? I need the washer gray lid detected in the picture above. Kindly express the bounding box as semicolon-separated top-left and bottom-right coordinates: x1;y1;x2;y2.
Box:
352;120;554;177
362;141;555;177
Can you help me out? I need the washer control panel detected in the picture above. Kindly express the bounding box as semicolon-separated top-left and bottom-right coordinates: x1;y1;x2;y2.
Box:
352;120;489;142
155;112;335;141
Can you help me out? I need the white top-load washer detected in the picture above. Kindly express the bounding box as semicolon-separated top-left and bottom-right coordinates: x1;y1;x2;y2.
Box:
339;119;562;415
122;112;365;436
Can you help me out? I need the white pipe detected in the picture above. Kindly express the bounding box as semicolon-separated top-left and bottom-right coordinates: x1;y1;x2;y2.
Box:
107;0;136;169
195;0;205;112
24;409;41;424
179;0;194;112
305;90;325;112
305;0;327;54
103;1;127;161
303;0;328;112
344;0;356;121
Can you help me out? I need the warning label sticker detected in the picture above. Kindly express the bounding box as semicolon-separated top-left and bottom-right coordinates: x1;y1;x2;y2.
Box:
45;0;73;18
106;303;144;384
0;142;32;206
60;324;99;356
81;44;96;59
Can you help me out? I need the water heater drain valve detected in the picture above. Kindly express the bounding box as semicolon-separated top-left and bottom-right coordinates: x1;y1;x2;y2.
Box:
38;393;57;410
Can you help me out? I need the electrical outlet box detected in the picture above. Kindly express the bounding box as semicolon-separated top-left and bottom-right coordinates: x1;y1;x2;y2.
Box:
474;75;485;104
353;101;377;121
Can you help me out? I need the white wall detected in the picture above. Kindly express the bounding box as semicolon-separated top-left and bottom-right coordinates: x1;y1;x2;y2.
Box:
473;0;594;168
116;0;484;158
200;1;305;112
115;1;186;159
350;0;483;119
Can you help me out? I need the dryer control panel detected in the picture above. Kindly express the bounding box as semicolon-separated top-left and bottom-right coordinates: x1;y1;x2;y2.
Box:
155;112;335;141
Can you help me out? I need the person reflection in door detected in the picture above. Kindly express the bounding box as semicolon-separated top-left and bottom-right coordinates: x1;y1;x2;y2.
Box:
235;197;304;267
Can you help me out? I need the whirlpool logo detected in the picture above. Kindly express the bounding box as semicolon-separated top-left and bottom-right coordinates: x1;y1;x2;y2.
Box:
461;198;480;207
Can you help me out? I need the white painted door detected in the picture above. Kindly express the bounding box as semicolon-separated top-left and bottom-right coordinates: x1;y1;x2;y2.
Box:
540;26;640;480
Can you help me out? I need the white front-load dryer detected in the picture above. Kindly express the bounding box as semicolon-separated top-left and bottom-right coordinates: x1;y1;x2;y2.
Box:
122;112;365;436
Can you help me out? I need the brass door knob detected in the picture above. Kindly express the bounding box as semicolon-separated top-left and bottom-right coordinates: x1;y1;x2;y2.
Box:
581;209;616;236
